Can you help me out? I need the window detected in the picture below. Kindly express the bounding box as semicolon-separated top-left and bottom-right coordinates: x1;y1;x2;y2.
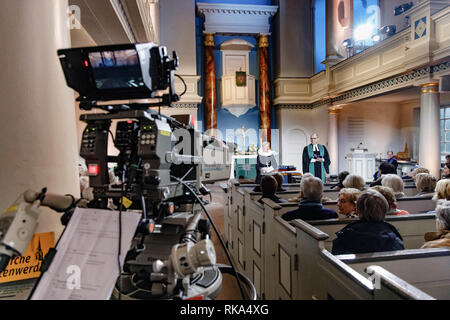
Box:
313;0;326;74
440;106;450;160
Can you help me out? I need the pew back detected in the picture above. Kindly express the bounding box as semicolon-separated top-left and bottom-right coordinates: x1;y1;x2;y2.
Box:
318;249;438;300
338;248;450;299
309;213;436;251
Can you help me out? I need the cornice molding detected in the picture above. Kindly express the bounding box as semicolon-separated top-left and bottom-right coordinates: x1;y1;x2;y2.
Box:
196;2;278;35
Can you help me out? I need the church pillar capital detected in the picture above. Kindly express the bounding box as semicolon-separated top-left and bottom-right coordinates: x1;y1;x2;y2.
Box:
204;33;215;47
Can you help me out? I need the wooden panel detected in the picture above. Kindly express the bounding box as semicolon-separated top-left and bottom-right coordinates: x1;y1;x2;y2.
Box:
279;245;292;297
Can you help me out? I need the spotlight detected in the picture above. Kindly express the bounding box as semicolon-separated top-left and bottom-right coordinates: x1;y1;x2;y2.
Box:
354;24;375;42
342;38;355;58
342;38;354;48
372;34;381;43
394;2;413;16
372;25;396;43
379;25;396;37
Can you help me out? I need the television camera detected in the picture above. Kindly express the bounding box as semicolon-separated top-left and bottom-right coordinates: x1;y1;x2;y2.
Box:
0;43;254;300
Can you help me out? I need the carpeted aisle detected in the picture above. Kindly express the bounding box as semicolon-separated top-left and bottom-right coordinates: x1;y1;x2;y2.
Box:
203;185;242;300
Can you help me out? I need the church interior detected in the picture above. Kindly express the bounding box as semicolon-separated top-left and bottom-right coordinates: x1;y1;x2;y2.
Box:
0;0;449;301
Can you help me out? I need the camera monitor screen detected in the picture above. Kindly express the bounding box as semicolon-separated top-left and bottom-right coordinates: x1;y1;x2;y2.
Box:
88;49;144;90
58;43;163;101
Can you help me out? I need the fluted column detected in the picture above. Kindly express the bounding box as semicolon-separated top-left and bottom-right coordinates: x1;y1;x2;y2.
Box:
204;33;217;134
324;0;343;66
258;34;271;146
328;107;341;175
0;0;79;238
419;82;441;178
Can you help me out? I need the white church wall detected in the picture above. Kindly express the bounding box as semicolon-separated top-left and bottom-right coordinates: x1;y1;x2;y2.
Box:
277;107;328;171
337;101;404;174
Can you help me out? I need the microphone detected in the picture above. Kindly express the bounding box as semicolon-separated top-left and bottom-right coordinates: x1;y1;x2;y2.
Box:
23;190;75;212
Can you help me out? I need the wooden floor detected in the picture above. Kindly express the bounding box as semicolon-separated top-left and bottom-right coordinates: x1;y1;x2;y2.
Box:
204;185;243;300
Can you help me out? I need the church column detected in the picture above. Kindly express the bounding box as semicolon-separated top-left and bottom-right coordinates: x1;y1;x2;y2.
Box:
324;0;343;66
203;33;217;134
419;82;441;178
328;107;341;175
0;0;79;238
258;34;271;146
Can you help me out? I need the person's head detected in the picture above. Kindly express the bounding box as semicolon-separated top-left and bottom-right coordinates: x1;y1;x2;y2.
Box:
356;189;389;222
387;151;394;159
435;200;450;232
433;179;450;200
446;155;450;163
338;188;361;216
343;174;365;191
379;162;396;175
371;185;397;210
310;133;319;145
410;167;430;180
300;176;323;202
338;171;350;185
415;173;437;193
260;175;278;197
273;173;284;191
381;174;404;195
442;163;450;178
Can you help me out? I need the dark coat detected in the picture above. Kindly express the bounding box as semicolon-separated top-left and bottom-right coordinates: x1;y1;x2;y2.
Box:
331;220;404;255
281;199;337;222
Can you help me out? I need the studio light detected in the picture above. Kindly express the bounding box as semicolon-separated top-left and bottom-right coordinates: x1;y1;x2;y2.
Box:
354;23;375;42
342;38;354;48
394;2;414;16
372;25;396;44
380;25;396;37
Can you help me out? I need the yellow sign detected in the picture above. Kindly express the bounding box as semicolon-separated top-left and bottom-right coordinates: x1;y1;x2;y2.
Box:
0;232;54;283
160;130;171;137
121;196;133;209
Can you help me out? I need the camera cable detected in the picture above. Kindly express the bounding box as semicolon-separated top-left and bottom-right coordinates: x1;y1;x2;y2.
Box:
170;175;247;300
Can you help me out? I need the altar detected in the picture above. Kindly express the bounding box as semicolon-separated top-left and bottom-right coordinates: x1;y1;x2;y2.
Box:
345;149;376;182
230;155;257;180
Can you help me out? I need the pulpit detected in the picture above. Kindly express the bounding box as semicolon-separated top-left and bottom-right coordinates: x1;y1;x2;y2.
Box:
345;149;376;182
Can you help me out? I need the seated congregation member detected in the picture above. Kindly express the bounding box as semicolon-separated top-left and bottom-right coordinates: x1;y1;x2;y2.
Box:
253;142;277;192
287;173;313;202
421;200;450;248
372;186;409;216
381;174;406;199
330;171;350;190
370;162;396;187
331;189;404;255
434;179;450;201
282;176;337;221
441;162;450;179
337;188;361;219
343;174;366;191
258;175;287;205
273;172;287;192
415;173;437;197
409;167;430;181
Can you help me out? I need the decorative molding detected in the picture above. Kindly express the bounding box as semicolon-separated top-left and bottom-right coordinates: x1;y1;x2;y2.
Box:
169;103;199;109
174;75;202;104
275;61;449;109
110;0;137;43
197;3;278;35
136;0;158;43
276;104;314;110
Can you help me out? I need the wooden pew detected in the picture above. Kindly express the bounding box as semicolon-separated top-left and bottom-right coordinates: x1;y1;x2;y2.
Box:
291;219;442;300
318;249;439;300
337;248;450;299
306;213;436;251
228;180;247;275
228;184;436;300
